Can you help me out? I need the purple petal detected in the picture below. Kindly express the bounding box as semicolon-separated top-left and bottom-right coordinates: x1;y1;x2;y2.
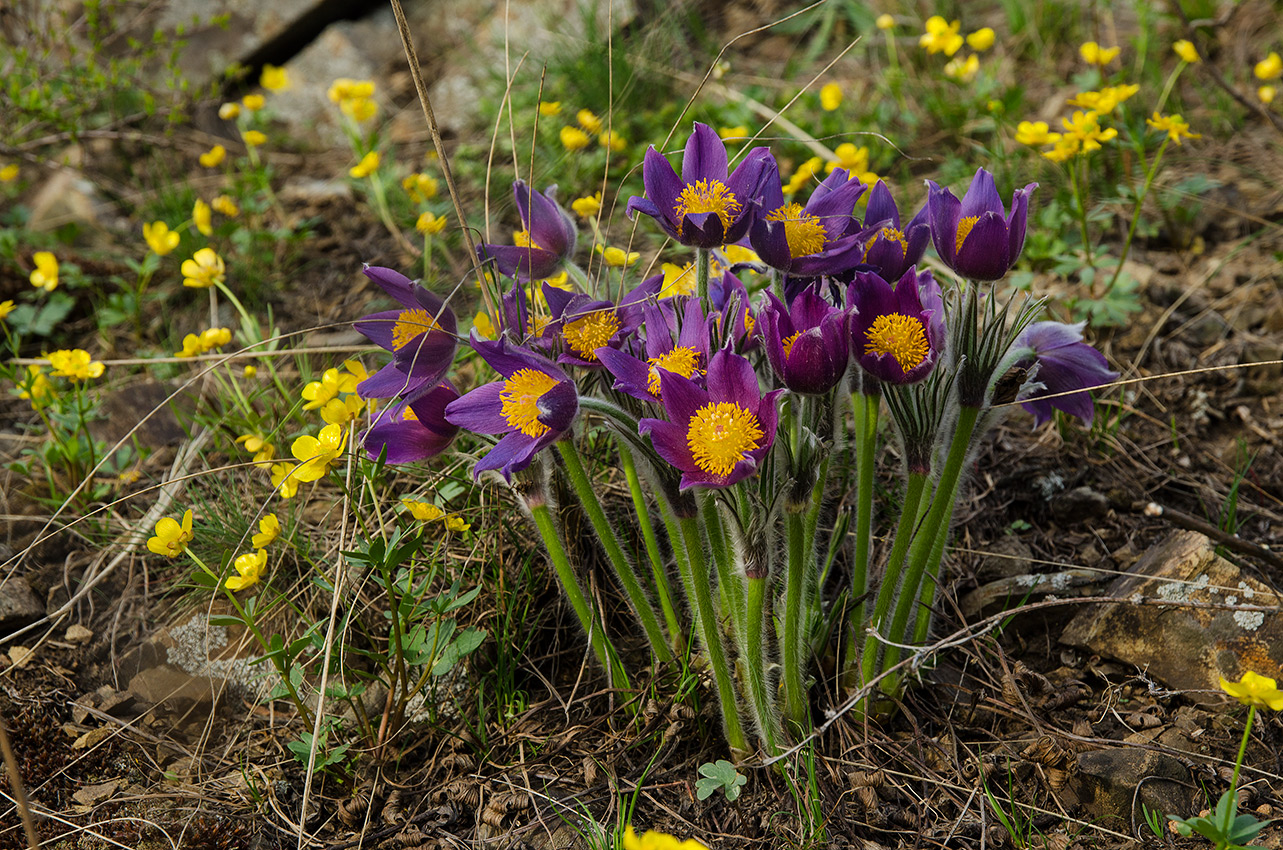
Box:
681;122;729;184
363;266;420;309
952;210;1011;281
960;167;1004;218
926;180;962;266
444;382;508;434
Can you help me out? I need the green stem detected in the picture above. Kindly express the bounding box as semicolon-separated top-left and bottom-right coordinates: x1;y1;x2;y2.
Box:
1068;160;1095;273
850;389;880;638
678;514;748;756
213;279;260;343
744;575;779;753
555;441;672;664
782;509;809;731
1228;704;1255;813
880;404;980;684
563;261;591;294
528;502;629;688
695;248;710;305
619;444;683;651
1104;136;1169;295
702;493;743;642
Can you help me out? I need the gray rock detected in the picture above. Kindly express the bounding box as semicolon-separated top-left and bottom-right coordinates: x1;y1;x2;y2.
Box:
128;664;228;716
1072;748;1196;827
1049;486;1110;524
0;577;44;636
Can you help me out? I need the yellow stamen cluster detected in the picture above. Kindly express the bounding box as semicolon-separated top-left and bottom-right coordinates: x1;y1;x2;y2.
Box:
865;313;929;371
687;402;764;478
766;203;828;258
673;179;741;236
563;310;621;360
954;215;979;255
390;308;440;351
646;347;703;397
500;369;559;437
865;226;908;260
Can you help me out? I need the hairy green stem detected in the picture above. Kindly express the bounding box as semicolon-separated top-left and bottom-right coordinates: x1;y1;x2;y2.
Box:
696;248;711;305
618;444;682;651
744;575;779;753
782;509;809;731
850;389;880;639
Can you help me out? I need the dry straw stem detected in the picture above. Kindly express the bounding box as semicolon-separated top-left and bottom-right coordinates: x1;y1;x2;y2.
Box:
0;708;40;850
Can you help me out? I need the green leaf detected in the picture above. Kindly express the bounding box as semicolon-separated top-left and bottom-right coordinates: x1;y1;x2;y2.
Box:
432;627;486;676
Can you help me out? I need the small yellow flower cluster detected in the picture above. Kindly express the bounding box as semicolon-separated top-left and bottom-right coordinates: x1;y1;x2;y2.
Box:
18;366;54;409
403;172;439;203
1067;84;1139;115
919;18;991;84
919;16;963;55
328;78;378;123
401;497;470;532
301;360;368;420
1018;82;1141;162
29;251;59;292
349;151;380;179
199;145;226;168
144;221;180;256
1255;51;1281;104
1041;110;1119;162
174;327;232;359
1146;111;1201;146
577;109;602;134
560;125;591;151
236;432;276;463
47;349;105;381
1079;41;1120;66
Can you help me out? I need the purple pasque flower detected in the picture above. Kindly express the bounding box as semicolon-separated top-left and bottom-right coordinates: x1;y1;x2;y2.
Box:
639;349;783;489
708;269;758;349
478;181;577;281
848;267;945;385
362;382;459;462
927;167;1037;281
355;266;458;402
627;122;774;249
1011;321;1117;426
750;165;867;276
597;297;711;402
855;180;930;281
444;337;578;480
760;288;849;394
543;275;660;367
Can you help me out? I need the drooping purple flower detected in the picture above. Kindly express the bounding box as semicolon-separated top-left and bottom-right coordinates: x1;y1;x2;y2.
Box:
626;122;774;249
926;167;1037;281
760;288;850;394
362;382;459;462
1012;321;1117;426
355;266;458;402
639;349;783;489
543;275;661;367
597;297;711;402
750;165;867;276
855;180;930;281
478;181;577;281
444;337;578;480
848;267;945;385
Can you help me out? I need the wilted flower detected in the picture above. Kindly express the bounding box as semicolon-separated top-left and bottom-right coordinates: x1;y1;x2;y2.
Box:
639;349;782;489
182;248;226;288
144;221;180;255
927;167;1036;281
260;64;290;91
225;550;267;591
355;266;458;402
349;151;379;178
444;337;579;480
1173;39;1200;64
761;288;850;394
1011;321;1118;426
820;82;843;111
363;383;460;463
919;16;963;56
1146;112;1200;145
30;251;58;292
560;126;591;150
291;423;348;482
848;267;945;385
627;122;773;249
148;509;194;558
750;165;866;277
1079;42;1120;65
478;181;578;281
1220;671;1283;710
251;514;280;548
48;349;105;381
199;145;226;168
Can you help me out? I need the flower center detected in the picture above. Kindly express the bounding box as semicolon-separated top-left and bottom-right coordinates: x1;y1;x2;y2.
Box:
686;401;764;478
513;230;546;251
865;313;929;371
954;216;979;255
391;308;440;351
766;203;828;257
646;346;703;397
562;310;621;360
500;368;560;437
402;406;419;421
673;179;741;236
865;226;907;261
781;331;803;359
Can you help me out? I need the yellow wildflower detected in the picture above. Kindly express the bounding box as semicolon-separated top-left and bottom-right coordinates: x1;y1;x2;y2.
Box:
1041;138;1078;163
1173;39;1200;64
291;423;347;482
718;125;749;140
721;244;760;266
1260;86;1277;104
328;78;375;103
0;300;13;320
349;151;380;178
0;163;19;181
820;82;843;111
597;245;639;267
18;366;53;409
182;248;226;288
199;145;226;167
1256;52;1282;81
444;515;470;533
1220;671;1283;710
472;311;495;340
966;28;995;52
260;64;291;91
1015;121;1061;146
321;394;366;425
301;366;361;410
47;349;105;380
401;497;445;522
577;108;603;133
402;172;439;202
243;364;258;378
416;211;447;234
225;550;267;591
1079;42;1120;65
144;221;180;256
211;195;239;217
218;102;241;120
270;462;300;499
825;142;869;176
1146;112;1200;145
875;13;895;30
785;156;823;193
622;826;708;850
944;54;980;82
599;130;627;152
571;193;602;218
539;101;561;117
1059;109;1117;152
193;199;213;236
251;513;281;548
29;251;58;292
147;509;194;558
1067;84;1139;114
241;93;265;112
560;126;590;151
920;16;963;56
343;97;377;122
659;263;695;298
236;432;276;463
242;130;267;147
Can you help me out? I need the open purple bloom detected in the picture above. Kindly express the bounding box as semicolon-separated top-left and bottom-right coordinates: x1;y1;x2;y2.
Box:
355;266;458;402
478;181;577;281
639;349;783;489
760;288;850;394
1012;321;1117;426
856;180;930;281
362;382;459;463
543;275;660;367
750;166;867;276
444;337;578;480
597;297;711;403
927;167;1037;281
848;267;945;385
626;122;774;249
